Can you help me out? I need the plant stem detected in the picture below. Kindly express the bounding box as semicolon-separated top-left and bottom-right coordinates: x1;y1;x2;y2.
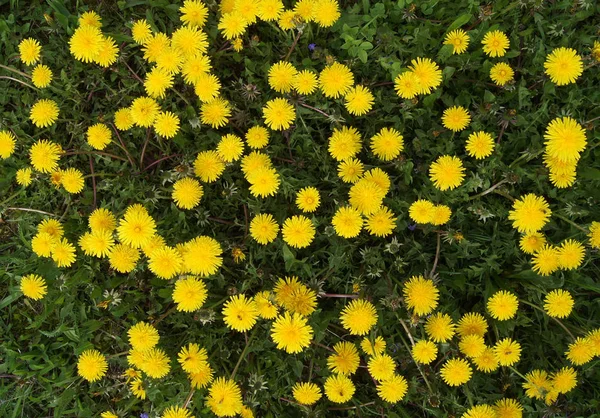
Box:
0;75;37;90
429;232;442;277
89;156;97;209
553;213;588;233
299;102;333;119
140;128;151;169
0;189;26;206
320;293;358;298
4;207;57;217
63;150;128;162
183;387;195;409
284;29;303;61
142;154;182;172
230;329;257;380
109;123;136;168
508;366;528;381
398;318;415;346
0;63;32;79
467;179;508;201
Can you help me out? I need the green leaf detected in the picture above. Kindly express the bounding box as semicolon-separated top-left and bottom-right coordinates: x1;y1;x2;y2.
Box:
447;13;472;31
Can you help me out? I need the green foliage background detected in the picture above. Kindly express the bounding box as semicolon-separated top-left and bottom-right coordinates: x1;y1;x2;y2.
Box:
1;0;600;416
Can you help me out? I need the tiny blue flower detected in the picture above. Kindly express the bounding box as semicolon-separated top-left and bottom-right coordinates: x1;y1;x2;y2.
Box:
308;43;316;51
408;223;417;231
140;413;149;418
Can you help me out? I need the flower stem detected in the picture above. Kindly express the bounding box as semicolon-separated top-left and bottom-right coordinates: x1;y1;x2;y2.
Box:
230;328;257;380
553;213;588;233
519;299;576;341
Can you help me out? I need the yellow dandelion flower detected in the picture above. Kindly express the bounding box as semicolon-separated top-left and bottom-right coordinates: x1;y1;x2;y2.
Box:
278;10;299;30
262;98;295;130
296;186;320;212
173;276;207;312
490;62;514;86
194;150;226;183
319;62;354;98
30;99;59;128
360;336;386;357
370;127;404;161
217;134;244;162
466;131;495;159
130;96;160;127
349;178;385;215
462;405;496;418
337;158;364;183
31;64;52;88
328;341;360;375
128;322;159;352
254;291;278;319
77;349;107;382
588;222;600;249
544;47;583;86
457;312;488;337
292;69;318;95
172;177;203;210
365;206;396;237
268;61;297;93
442;106;471;132
194;73;222;102
551;367;577;394
182;54;212;85
182;236;223;277
131;19;152;44
482;30;510;57
69;25;103;62
201;97;231;128
494;398;523;418
411;340;438;364
206;377;243;417
218;12;248;40
140;347;171;378
222;294;258;332
114;108;134;130
247;167;280;197
523;369;552;400
78;229;114;258
245;126;269;149
31;232;56;257
19;38;41;65
565;337;594;366
20;274;47;300
494;337;521;366
144;67;174;99
148;246;182;279
344;85;374;116
324;374;355;403
543;289;574;318
332;206;363;238
473;347;499;373
429;155;465;191
172;25;208;58
440;358;472;386
444;29;469;54
142;33;170;63
94;36;118;67
292;382;321;405
531;244;560;276
281;215;315;248
328;126;362;161
508;194;551;233
394;71;421;99
368;353;396;381
189;362;214;389
87;123;112;150
250;213;279;244
180;0;209;27
519;232;546;254
271;312;313;353
403;275;439;316
178;343;208;374
409;199;435;224
339;299;378;336
408;57;442;94
51;238;76;267
487;290;518;320
425;312;455;342
376;374;408;403
0;130;16;159
108;244;140;273
16;167;33;186
544;117;586;163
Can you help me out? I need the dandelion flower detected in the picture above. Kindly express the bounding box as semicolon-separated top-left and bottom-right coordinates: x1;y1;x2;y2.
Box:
494;398;523;418
31;64;52;88
487;290;518;320
296;187;320;212
531;245;560;276
222;294;258;332
490;62;514;86
218;12;248;40
368;353;396;381
142;33;170;63
87;123;112;150
376;374;408;403
16;167;33;186
324;374;355;403
108;244;140;273
94;36;118;67
20;274;47;300
0;130;16;159
262;98;295;130
444;29;469;54
370;127;404;161
332;206;363;238
172;177;203;209
77;349;107;382
30;99;59;128
328;341;360;375
544;117;586;163
349;179;385;215
131;19;152;44
519;232;546;254
182;236;223;277
394;71;421;99
19;38;41;65
551;367;577;394
412;340;438;364
155;47;183;74
114;108;134;131
473;348;499;373
523;369;552;400
281;215;315;248
339;299;378;336
148;246;182;279
79;229;114;258
292;382;321;405
338;158;364;183
268;61;297;93
182;54;212;85
544;47;583;86
425;312;455;342
201;97;231;128
466;131;495;159
130;96;160;127
457;312;488;337
172;26;208;57
178;343;208;374
558;239;584;270
344;85;374;116
442;106;471;132
140;348;171;378
508;194;551;233
194;150;225;183
161;406;193;418
565;337;595;366
361;336;386;357
429;155;465;191
440;358;472;386
408;57;442;94
328;126;362;161
206;377;243;417
173;276;207;312
254;291;278;319
403;275;439;316
245;126;269;149
365;206;396;237
409;199;435;224
250;214;279;244
51;238;76;267
462;405;496;418
217;134;244;162
294;0;315;21
319;62;354;98
189;362;214;389
292;69;318;95
482;30;509;57
117;206;156;249
69;25;103;62
32;232;56;257
543;289;574;318
588;221;600;249
313;0;340;27
494;338;521;366
271;312;313;353
144;67;174;99
128;322;159;352
194;73;221;102
180;0;209;27
247;167;280;197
